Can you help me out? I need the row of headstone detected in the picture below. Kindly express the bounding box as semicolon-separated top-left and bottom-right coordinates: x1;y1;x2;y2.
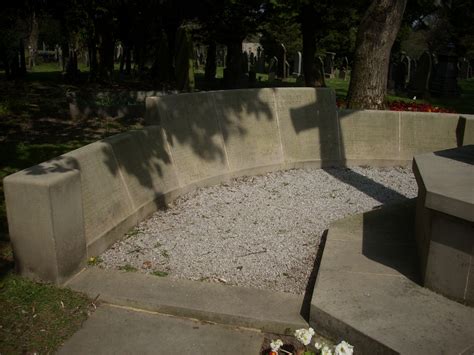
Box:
389;45;467;98
458;58;473;80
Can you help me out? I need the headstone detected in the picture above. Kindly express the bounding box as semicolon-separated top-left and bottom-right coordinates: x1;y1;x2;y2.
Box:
216;46;226;67
387;61;396;91
277;43;287;78
393;62;406;91
256;48;265;73
338;68;346;80
249;52;255;67
174;27;195;92
285;60;290;78
429;43;460;97
308;56;326;87
412;51;432;97
401;55;411;88
293;51;302;76
268;56;278;81
242;51;249;73
343;56;349;70
116;43;123;61
458;58;470;80
268;56;278;74
409;58;417;86
324;52;336;78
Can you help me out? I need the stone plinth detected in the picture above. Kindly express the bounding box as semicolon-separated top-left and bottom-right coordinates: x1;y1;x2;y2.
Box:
413;145;474;304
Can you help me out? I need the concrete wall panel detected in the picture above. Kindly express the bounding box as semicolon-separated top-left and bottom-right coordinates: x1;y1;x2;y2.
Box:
4;162;86;284
338;110;400;161
275;88;339;163
64;142;134;246
213;89;283;171
400;112;459;159
157;93;229;185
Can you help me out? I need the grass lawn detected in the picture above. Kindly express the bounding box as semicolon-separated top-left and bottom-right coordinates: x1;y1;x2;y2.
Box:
0;63;472;352
0;268;93;354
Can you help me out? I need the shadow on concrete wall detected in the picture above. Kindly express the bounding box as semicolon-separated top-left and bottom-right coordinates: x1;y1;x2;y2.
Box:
289;102;414;321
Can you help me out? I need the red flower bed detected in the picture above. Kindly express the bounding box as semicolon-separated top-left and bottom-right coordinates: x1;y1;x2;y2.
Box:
336;98;456;113
388;101;456;113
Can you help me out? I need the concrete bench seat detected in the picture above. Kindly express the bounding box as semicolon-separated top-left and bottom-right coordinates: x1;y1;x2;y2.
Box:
4;88;474;285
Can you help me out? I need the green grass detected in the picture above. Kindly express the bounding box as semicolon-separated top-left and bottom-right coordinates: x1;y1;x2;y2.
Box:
118;264;138;272
151;270;169;277
0;272;91;354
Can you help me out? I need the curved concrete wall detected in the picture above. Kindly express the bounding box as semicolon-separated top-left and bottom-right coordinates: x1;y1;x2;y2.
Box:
4;88;473;284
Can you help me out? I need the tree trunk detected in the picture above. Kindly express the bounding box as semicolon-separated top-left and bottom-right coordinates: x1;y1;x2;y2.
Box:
19;39;26;75
204;41;217;81
346;0;407;109
224;39;243;88
89;39;98;80
28;11;39;68
98;30;115;81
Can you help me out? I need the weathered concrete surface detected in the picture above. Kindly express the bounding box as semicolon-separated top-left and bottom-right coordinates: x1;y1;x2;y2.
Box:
413;145;474;222
157;92;230;185
310;201;474;354
338;110;400;162
458;115;474;146
67;268;308;334
400;112;460;159
107;128;179;211
214;89;283;171
413;145;474;304
276;88;339;163
4;160;86;284
64;141;134;246
58;304;263;355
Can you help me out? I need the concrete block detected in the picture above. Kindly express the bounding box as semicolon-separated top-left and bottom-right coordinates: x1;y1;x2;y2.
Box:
104;128;179;211
213;89;283;171
458;115;474;146
338;110;400;161
400;112;459;159
413;145;474;303
64;142;134;246
157;92;229;185
4;161;86;284
424;211;474;303
274;88;339;164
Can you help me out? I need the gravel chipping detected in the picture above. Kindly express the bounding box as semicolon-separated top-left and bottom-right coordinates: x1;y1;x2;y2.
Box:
99;166;417;294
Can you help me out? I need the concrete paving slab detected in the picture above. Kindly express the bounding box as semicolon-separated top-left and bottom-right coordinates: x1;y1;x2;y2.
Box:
310;200;474;354
59;304;263;355
66;268;308;334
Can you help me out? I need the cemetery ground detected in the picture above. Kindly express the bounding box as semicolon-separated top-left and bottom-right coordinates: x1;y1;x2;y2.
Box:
0;64;473;353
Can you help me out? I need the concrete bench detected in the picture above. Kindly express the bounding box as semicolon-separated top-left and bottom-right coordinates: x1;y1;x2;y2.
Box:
4;88;474;284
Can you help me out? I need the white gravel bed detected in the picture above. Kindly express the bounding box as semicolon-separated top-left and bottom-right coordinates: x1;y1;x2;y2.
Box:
99;166;417;294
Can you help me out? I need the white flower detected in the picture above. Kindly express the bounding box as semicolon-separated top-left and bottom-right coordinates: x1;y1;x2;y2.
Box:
334;340;354;355
321;346;333;355
270;339;283;352
314;342;323;350
294;328;315;346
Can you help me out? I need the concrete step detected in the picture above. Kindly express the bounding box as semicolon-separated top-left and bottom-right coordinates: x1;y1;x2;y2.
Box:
310;200;474;354
59;304;264;355
66;267;308;334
